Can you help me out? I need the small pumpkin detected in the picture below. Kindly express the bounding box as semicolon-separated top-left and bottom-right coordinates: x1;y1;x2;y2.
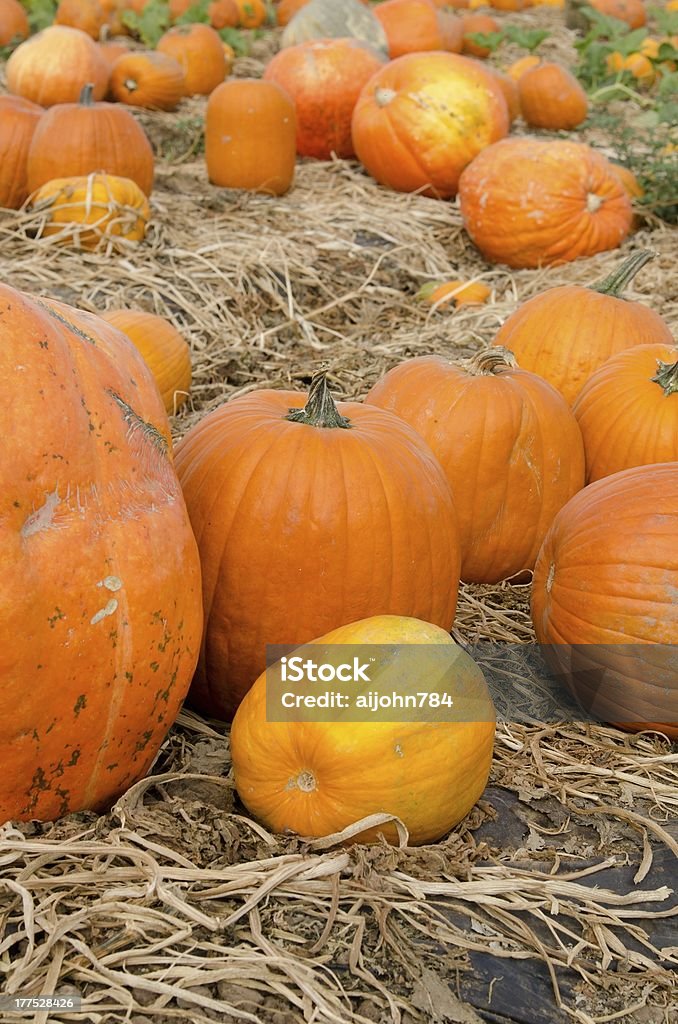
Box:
460;13;499;58
417;279;491;308
54;0;107;39
506;54;540;80
208;0;240;27
98;39;131;68
373;0;451;58
101;309;192;415
6;26;110;107
493;250;674;405
518;62;588;130
110;51;186;111
0;0;29;46
28;173;151;250
156;23;227;96
233;0;267;25
231;615;496;845
0;96;43;210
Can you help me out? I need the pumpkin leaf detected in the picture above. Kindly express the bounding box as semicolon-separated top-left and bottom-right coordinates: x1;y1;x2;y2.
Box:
20;0;58;32
122;0;171;48
175;0;211;24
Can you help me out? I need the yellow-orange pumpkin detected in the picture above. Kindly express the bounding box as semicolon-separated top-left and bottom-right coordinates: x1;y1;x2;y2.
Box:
101;309;192;414
28;173;151;250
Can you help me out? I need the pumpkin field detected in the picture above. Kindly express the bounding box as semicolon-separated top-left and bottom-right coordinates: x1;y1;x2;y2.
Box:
0;0;677;1022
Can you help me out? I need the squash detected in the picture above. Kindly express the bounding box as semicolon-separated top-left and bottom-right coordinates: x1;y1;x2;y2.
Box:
0;0;29;46
373;0;451;58
458;138;633;269
0;96;43;210
6;26;110;107
517;62;588;130
532;463;678;738
0;284;202;822
54;0;107;39
109;51;186;111
281;0;389;55
28;173;151;250
493;250;674;406
101;309;192;415
231;615;496;845
173;372;461;720
156;23;227;96
366;349;585;583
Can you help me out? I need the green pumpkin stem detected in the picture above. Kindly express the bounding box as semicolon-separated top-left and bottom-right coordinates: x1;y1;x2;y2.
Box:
651;358;678;397
591;249;657;299
286;372;351;429
79;83;95;106
468;347;518;375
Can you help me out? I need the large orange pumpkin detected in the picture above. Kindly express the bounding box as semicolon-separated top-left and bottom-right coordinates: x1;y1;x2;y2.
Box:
573;344;678;481
458;138;633;268
101;309;192;414
6;26;110;107
0;96;43;210
263;38;386;160
174;372;461;720
351;51;509;199
493;250;674;406
0;285;203;823
366;350;585;583
231;615;495;845
0;0;29;46
517;62;589;130
531;463;678;738
156;23;227;96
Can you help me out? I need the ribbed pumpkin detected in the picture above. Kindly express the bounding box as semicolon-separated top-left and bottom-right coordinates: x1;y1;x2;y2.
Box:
231;615;496;845
263;38;386;160
458;138;633;269
54;0;107;39
351;51;509;198
206;79;297;195
0;96;43;210
28;173;151;250
6;26;110;107
531;463;678;738
518;62;588;129
573;344;678;482
0;284;203;822
26;84;155;197
373;0;453;58
110;51;186;111
0;0;29;45
366;350;585;583
156;23;227;96
174;372;461;720
493;250;674;405
101;309;192;414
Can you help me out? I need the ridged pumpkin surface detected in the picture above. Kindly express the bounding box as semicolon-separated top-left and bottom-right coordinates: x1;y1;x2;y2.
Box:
30;173;150;249
0;285;203;823
0;95;43;210
6;26;110;107
109;51;186;110
101;309;192;414
231;615;495;845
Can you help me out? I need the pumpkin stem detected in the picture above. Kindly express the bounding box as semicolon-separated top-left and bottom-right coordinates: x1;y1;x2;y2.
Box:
651;358;678;396
286;372;351;429
467;347;518;376
591;249;657;298
79;82;95;106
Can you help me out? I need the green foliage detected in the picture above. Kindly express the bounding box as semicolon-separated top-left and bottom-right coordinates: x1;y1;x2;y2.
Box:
219;27;253;56
122;0;171;47
575;7;678;91
175;0;211;24
20;0;57;33
466;25;550;56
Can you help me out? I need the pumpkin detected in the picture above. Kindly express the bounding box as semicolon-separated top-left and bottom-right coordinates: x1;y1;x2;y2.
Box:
609;163;643;201
506;53;540;80
460;13;499;58
572;344;678;482
208;0;240;27
6;26;110;108
567;0;646;29
276;0;311;24
0;0;29;46
0;284;203;822
231;615;496;845
263;38;386;160
156;23;227;97
517;62;588;129
54;0;107;39
417;279;491;307
373;0;450;58
100;309;192;415
483;64;520;123
205;79;297;195
0;96;43;211
366;349;585;584
233;0;267;25
606;50;656;85
531;463;678;738
493;250;674;406
110;51;186;111
28;173;151;250
280;0;389;56
351;52;509;199
26;83;155;198
438;10;464;51
458;138;633;269
98;39;131;68
173;372;461;720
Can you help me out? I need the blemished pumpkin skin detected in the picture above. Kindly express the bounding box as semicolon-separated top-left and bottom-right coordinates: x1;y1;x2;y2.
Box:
173;373;461;721
26;84;155;198
206;79;297;195
29;173;151;249
231;615;496;845
493;250;674;406
366;350;585;584
109;51;186;111
0;285;203;823
263;39;386;160
156;23;227;97
531;463;678;739
6;26;110;108
0;96;43;210
101;309;192;415
351;51;509;199
373;0;450;58
0;0;29;46
572;344;678;482
54;0;107;39
458;138;633;269
518;62;588;130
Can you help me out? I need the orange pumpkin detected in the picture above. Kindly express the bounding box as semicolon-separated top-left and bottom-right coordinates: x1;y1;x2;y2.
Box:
438;10;464;51
588;0;646;27
366;350;585;583
28;173;151;250
173;372;461;720
208;0;240;27
418;279;491;307
110;51;186;111
98;39;131;68
0;0;29;46
101;309;192;414
461;13;499;58
458;138;633;269
233;0;267;25
156;23;227;96
276;0;310;24
374;0;449;58
26;83;155;197
263;38;386;160
573;344;678;482
506;54;540;80
206;78;297;195
231;615;496;845
493;250;674;406
6;26;110;107
0;96;43;210
54;0;106;39
484;64;520;123
0;285;203;822
351;51;509;199
518;62;588;129
531;463;678;738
